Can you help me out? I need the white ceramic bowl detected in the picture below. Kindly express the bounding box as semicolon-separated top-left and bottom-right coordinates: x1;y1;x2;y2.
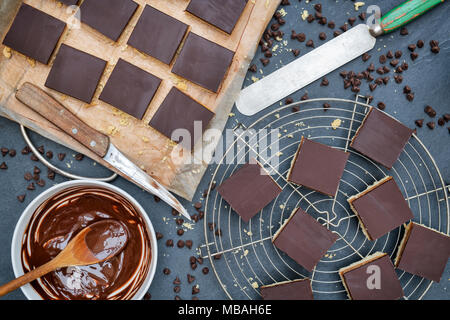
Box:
11;180;157;300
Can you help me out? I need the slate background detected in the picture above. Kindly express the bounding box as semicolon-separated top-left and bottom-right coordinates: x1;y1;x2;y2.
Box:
0;0;448;300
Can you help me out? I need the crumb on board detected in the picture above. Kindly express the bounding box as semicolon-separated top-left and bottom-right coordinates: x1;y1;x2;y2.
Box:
3;47;11;59
301;10;309;20
331;119;342;130
354;2;365;11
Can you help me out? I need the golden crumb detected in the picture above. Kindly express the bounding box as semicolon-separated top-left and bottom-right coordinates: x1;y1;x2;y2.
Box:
3;47;11;59
354;2;365;11
331;119;342;130
26;58;36;67
301;10;309;21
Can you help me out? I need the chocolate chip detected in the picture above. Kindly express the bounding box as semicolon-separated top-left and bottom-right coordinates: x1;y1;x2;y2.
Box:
403;86;412;94
306;14;315;23
202;267;209;275
174;295;181;300
58;153;66;161
194;202;202;210
348;17;356;26
376;67;384;75
406;93;414;101
192;285;200;295
174;286;181;293
163;268;171;275
0;162;7;170
21;146;31;155
177;240;185;248
320;77;329;86
187;274;195;284
396;66;403;73
429;40;439;47
306;39;314;48
367;63;375;72
191;214;199;222
328;21;335;29
291;106;300;112
1;147;8;157
208;222;215;231
186;240;193;249
248;64;257;72
281;0;290;5
444;114;450;122
17;194;26;203
37;179;45;187
173;276;181;285
23;172;32;181
74;153;84;161
394;75;403;84
33;173;40;181
339;71;348;78
37;146;44;154
394;50;402;59
431;46;440;54
377;102;386;110
47;169;55;180
401;62;409;70
408;44;416;52
319;32;326;40
415;119;424;128
379;55;387;64
189;256;197;264
213;254;222;260
314;12;322;20
177;229;184;236
375;78;383;85
143;292;151;300
270;23;280;31
264;51;272;58
333;30;342;37
30;154;38;161
424;106;436;117
343;80;351;89
359;12;366;20
176;218;184;226
314;3;322;12
400;27;409;36
390;59;399;67
215;228;222;237
33;166;41;174
260;58;270;66
27;182;35;191
437;118;445;126
386;50;393;59
340;24;348;32
323;103;331;111
166;239;174;247
383;77;389;85
156;232;163;240
45;151;53;159
383;66;390;74
301;93;309;101
318;17;327;25
417;40;424;48
196;257;203;265
410;52;419;60
426;122;435;130
369;83;377;91
362;52;371;62
292;49;300;57
296;33;306;42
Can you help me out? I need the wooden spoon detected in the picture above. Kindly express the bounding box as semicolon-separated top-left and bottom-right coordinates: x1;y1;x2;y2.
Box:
0;219;129;297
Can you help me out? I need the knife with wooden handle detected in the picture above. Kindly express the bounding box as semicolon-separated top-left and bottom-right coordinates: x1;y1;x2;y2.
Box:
236;0;444;116
15;82;191;220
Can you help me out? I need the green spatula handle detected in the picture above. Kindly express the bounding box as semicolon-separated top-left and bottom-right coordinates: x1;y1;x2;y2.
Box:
381;0;444;34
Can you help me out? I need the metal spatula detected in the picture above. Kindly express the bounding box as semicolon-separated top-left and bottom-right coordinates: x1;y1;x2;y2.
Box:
236;0;444;116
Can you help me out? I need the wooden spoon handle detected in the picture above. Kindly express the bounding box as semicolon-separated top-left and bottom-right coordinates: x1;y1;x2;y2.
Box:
15;82;110;158
0;259;58;297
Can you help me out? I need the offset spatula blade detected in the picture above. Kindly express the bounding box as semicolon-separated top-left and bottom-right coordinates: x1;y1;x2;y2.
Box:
236;24;376;116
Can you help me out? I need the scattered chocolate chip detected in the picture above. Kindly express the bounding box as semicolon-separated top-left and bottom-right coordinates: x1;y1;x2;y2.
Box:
383;77;390;85
319;32;326;40
285;97;294;105
424;105;436;117
333;30;342;37
174;295;181;300
191;262;198;270
314;11;322;20
340;24;348;32
431;46;440;54
318;17;327;25
375;78;383;85
437;118;445;126
314;3;322;12
1;147;9;157
166;239;174;247
172;208;180;216
426;122;435;130
9;149;16;157
27;182;35;191
189;256;197;264
33;173;40;181
30;154;38;161
186;240;193;249
417;39;424;48
192;285;200;295
0;162;7;170
33;166;41;174
328;21;335;29
379;55;387;64
401;62;409;70
143;292;151;300
386;50;393;59
173;277;181;285
174;286;181;293
396;66;403;73
339;71;348;78
177;240;185;248
156;232;163;240
296;33;306;42
248;64;257;72
45;151;53;159
367;63;375;72
406;93;414;101
163;268;171;275
260;58;270;66
343;80;351;89
306;39;314;48
390;59;399;67
369;83;377;92
291;106;300;113
320;77;329;86
429;40;439;47
213;254;222;260
202;267;209;275
281;0;290;5
444;114;450;122
177;229;184;236
377;102;386;110
394;50;403;59
176;218;184;226
215;228;222;237
37;179;45;187
394;75;403;84
306;14;315;23
57;153;66;161
264;51;272;58
410;52;419;60
37;146;44;154
21;146;31;155
187;274;195;284
383;66;390;74
415;119;424;128
292;49;300;57
196;257;203;265
323;103;331;111
191;214;199;222
208;222;215;231
301;93;309;100
403;86;412;94
74;153;84;161
376;67;384;75
47;169;55;180
194;202;202;210
348;17;356;26
153;195;161;203
408;44;416;52
17;194;26;203
359;12;366;20
400;27;408;35
362;52;371;62
24;172;32;181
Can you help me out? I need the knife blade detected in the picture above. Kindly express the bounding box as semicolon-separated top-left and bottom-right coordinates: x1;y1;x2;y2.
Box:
15;82;191;221
236;0;444;116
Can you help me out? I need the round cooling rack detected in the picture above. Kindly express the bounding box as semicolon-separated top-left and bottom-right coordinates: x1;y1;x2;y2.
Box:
199;95;449;300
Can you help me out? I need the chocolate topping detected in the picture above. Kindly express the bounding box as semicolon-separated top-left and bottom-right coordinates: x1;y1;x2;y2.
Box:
351;108;414;169
186;0;248;34
84;220;129;261
80;0;138;42
273;208;338;272
217;161;282;222
288;137;349;196
260;279;313;300
172;33;234;93
21;186;151;300
340;253;404;300
2;4;66;64
395;223;450;282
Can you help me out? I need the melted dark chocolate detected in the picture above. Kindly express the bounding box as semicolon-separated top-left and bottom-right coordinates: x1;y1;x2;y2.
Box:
84;220;129;261
21;186;151;300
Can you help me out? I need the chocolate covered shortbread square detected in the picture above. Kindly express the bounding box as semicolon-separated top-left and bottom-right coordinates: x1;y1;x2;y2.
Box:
260;279;313;300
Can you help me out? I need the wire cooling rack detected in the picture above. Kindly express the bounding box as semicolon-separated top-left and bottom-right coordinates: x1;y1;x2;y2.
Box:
199;95;449;300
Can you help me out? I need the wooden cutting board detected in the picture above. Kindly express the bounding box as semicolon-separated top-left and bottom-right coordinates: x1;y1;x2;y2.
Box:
0;0;281;200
